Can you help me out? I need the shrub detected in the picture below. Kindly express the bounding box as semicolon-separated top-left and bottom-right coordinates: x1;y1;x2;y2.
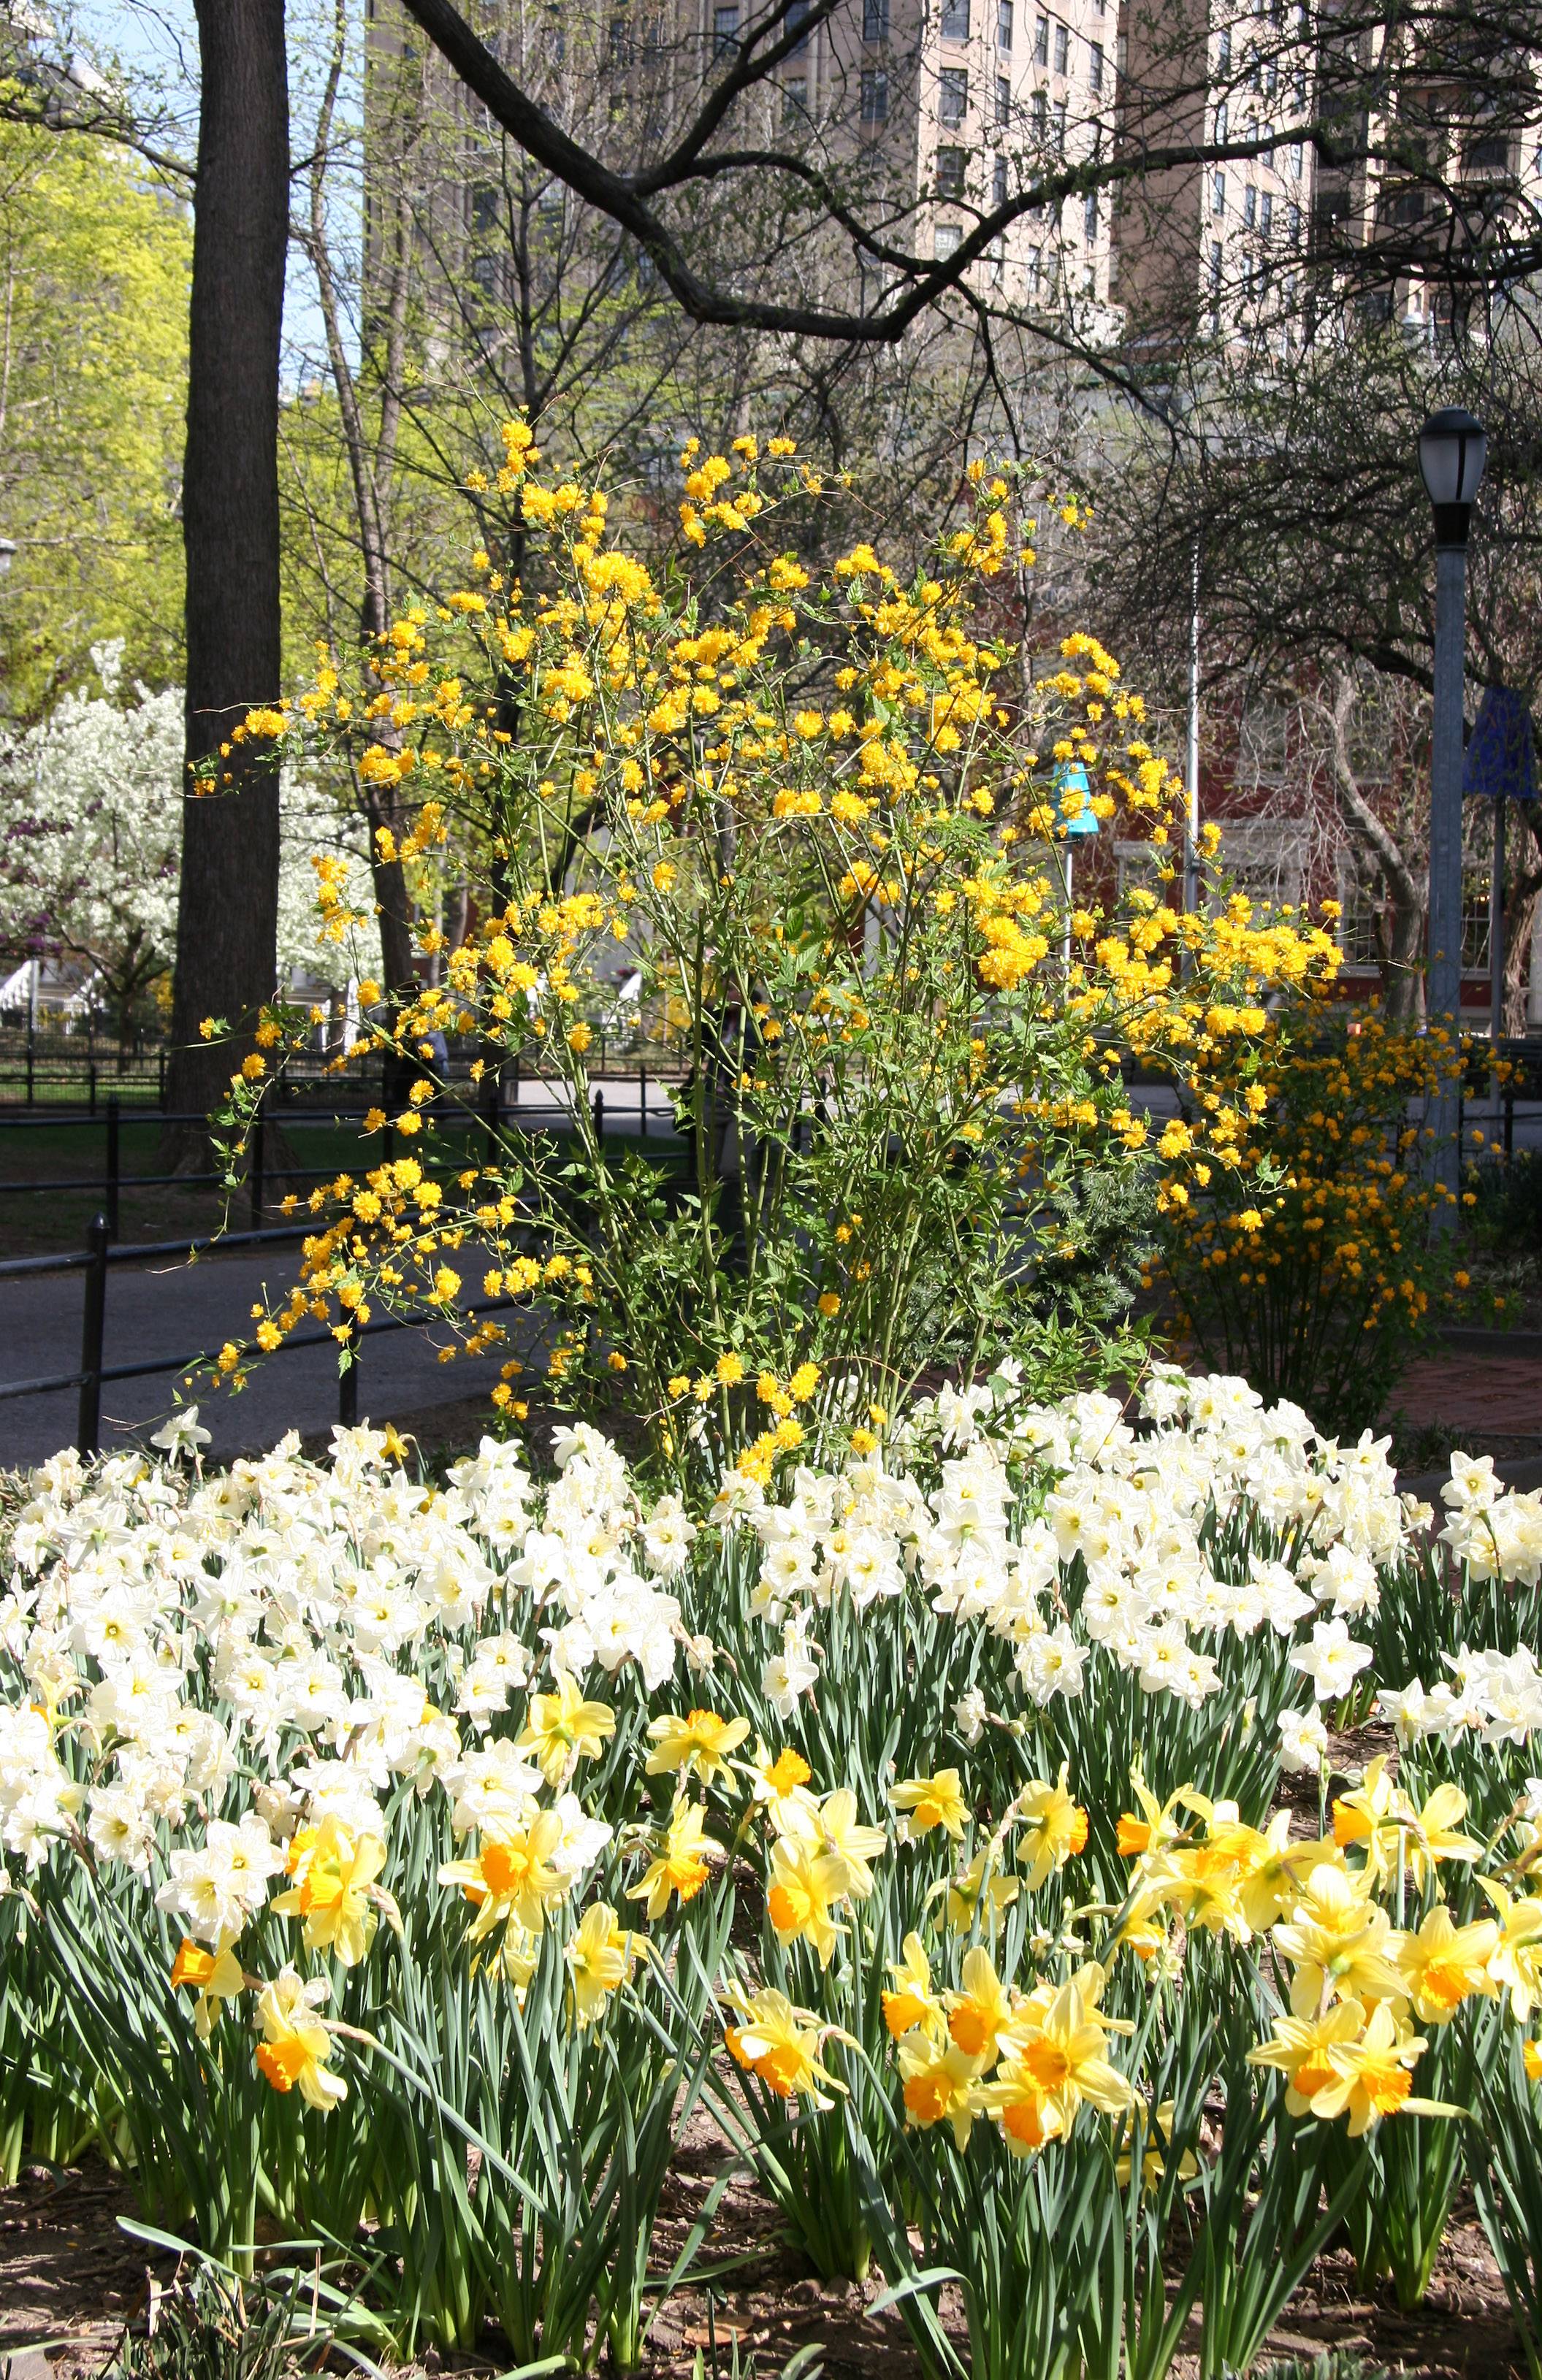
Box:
1156;1011;1451;1434
224;432;1343;1482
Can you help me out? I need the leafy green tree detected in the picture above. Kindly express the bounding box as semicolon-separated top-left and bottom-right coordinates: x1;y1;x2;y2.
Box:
0;119;188;716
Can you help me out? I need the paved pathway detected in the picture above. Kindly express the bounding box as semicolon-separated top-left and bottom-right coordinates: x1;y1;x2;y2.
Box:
0;1245;546;1472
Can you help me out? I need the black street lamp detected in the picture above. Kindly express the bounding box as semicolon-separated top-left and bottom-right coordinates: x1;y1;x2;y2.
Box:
1418;405;1486;1216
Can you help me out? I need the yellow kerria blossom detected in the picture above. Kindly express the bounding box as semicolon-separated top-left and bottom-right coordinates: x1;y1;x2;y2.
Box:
765;1833;851;1967
1015;1764;1089;1891
169;1937;247;2041
439;1811;570;1956
890;1767;969;1840
272;1815;395;1967
565;1900;645;2024
253;1965;346;2112
646;1707;750;1788
517;1670;617;1786
1395;1902;1500;2024
629;1799;718;1920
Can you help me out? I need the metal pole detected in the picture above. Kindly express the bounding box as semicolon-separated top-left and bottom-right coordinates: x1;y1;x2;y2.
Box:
639;1060;648;1141
1427;539;1469;1225
77;1214;109;1455
105;1095;120;1240
338;1318;359;1427
249;1103;265;1229
1489;790;1506;1122
1185;536;1201;919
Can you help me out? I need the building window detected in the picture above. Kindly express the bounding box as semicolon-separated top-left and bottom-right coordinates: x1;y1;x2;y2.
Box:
787;0;810;50
996;72;1011;122
783;72;808;116
1053;20;1068;73
1287;199;1300;242
1213;99;1227;141
1208;238;1222;287
939;64;968;123
863;0;889;36
1243;183;1257;227
1289;140;1302;175
935;222;962;259
1089;38;1103;91
860;65;888;118
1462;875;1492;969
993;153;1009;204
1217;24;1231;69
1211;170;1225;215
997;0;1013;46
1083;189;1098;240
1053;94;1066;148
1030;247;1045;294
1034;13;1048;63
936;144;967;194
1031;85;1047;130
608;14;632;64
713;2;738;56
941;0;970;38
1260;188;1273;235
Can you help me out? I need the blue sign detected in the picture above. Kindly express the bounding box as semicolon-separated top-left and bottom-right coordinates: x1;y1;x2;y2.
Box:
1053;760;1099;836
1464;686;1538;804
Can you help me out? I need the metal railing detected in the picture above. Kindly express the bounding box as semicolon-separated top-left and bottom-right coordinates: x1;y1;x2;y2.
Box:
0;1073;680;1236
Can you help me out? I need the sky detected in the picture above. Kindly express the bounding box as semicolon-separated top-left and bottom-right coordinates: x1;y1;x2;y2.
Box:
66;0;353;375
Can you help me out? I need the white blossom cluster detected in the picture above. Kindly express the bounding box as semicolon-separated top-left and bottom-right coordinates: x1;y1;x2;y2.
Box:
715;1368;1410;1731
0;1420;684;1892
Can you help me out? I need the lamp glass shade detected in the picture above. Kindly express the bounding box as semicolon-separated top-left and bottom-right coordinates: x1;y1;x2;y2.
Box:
1418;407;1487;509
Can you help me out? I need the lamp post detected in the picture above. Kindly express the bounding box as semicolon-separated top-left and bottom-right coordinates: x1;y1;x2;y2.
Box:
1418;406;1486;1220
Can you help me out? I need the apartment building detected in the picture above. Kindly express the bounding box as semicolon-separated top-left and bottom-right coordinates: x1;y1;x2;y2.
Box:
368;0;1542;357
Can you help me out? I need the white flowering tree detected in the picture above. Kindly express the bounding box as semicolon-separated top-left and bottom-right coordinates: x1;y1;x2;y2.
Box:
0;643;370;1047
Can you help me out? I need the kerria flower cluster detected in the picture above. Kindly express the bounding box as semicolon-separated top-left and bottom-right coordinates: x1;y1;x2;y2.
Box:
712;1366;1410;1748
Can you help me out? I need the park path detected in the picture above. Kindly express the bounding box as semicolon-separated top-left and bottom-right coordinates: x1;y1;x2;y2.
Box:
0;1244;543;1469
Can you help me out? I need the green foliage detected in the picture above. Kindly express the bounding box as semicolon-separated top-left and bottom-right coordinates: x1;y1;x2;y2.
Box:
0;122;188;714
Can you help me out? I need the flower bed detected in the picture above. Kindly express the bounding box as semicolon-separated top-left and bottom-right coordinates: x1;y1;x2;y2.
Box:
3;1374;1542;2376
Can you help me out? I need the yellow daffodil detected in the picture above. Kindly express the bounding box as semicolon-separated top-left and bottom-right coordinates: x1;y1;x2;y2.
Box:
272;1815;395;1967
1015;1764;1089;1891
947;1945;1014;2065
883;1931;944;2040
765;1833;851;1967
1396;1902;1500;2024
565;1900;645;2024
439;1811;570;1964
517;1671;617;1787
169;1937;248;2041
890;1767;969;1840
1479;1878;1542;2021
898;2035;985;2146
1248;2000;1367;2114
724;1983;848;2106
815;1788;887;1897
629;1799;718;1920
1003;1966;1135;2125
1272;1863;1408;2018
253;1965;346;2111
939;1843;1019;1935
1311;2000;1453;2137
645;1707;750;1788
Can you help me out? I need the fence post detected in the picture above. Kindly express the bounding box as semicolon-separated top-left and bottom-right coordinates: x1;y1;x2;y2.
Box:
77;1215;110;1456
337;1317;359;1428
250;1104;266;1230
26;1025;34;1107
158;1046;167;1108
510;1050;521;1106
639;1060;648;1141
593;1087;604;1147
481;1064;500;1163
105;1096;121;1239
88;1059;97;1117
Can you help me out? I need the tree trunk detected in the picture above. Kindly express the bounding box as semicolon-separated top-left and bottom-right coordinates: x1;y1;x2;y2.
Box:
164;0;289;1137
